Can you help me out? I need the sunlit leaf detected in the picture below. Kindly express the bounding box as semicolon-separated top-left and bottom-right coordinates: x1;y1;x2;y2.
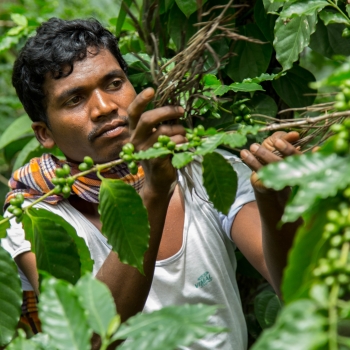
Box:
112;304;223;350
319;10;349;25
0;115;33;149
195;133;226;156
172;152;194;169
24;208;93;284
99;179;149;273
134;148;171;160
0;246;22;347
222;133;247;148
39;277;92;350
0;215;10;239
76;274;116;339
115;0;132;37
202;152;237;215
280;0;328;19
274;13;318;71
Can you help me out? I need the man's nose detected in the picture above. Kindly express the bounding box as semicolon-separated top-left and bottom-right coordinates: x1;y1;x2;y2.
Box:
90;89;118;119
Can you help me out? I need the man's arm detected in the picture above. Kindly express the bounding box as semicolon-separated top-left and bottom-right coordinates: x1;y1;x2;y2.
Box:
232;132;303;295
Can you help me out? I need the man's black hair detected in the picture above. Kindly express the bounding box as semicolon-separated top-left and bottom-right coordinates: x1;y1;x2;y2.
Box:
12;17;128;125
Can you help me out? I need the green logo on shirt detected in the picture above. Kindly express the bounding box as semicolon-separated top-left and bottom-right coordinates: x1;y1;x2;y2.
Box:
195;271;213;288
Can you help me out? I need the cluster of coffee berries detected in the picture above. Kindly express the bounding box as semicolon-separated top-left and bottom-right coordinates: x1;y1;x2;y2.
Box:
78;156;94;171
119;143;138;175
329;120;350;155
186;125;205;148
334;82;350;111
153;135;177;151
313;202;350;296
52;164;74;198
7;193;24;223
232;104;253;125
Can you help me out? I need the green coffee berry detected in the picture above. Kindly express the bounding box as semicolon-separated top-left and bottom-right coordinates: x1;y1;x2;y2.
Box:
58;178;66;186
78;162;89;172
197;125;205;136
122;143;135;154
122;154;134;162
327;210;340;222
153;142;163;149
324;222;339;234
66;177;75;186
16;194;24;204
333;137;348;155
83;156;94;166
335;93;346;102
343;28;350;38
334;101;348;111
9;198;20;207
15;215;23;224
53;185;62;194
235;116;242;123
324;276;335;286
52;177;60;185
7;205;15;214
338;130;350;140
343;118;350;129
55;168;66;178
338;274;349;285
13;208;22;217
330;124;345;133
63;164;71;175
343;228;350;242
167;141;176;151
119;151;125;159
327;248;340;260
243;114;251;122
62;185;71;195
343;88;350;100
158;135;170;145
330;235;343;247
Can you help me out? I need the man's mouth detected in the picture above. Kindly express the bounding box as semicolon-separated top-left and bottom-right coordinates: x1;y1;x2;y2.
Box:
89;118;128;142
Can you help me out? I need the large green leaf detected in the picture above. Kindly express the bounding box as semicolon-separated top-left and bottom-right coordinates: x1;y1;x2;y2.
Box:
112;304;223;350
255;0;278;43
258;153;350;222
222;133;247;148
319;10;349;26
0;246;22;346
24;208;93;284
202;152;238;215
99;179;150;273
254;290;282;330
248;93;278;118
274;13;318;71
39;277;92;350
75;274;116;339
272;65;317;108
263;0;283;13
195;133;226;156
172;152;194;169
226;24;273;82
6;335;41;350
309;21;350;59
0;115;33;149
251;300;328;350
282;199;331;303
280;0;328;19
175;0;207;18
134;147;171;160
13;138;45;171
0;215;10;239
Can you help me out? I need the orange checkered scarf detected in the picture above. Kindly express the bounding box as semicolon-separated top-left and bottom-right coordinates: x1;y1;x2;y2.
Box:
5;153;144;206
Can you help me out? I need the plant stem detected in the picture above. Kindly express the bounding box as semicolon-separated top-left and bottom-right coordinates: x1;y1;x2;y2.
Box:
327;0;350;25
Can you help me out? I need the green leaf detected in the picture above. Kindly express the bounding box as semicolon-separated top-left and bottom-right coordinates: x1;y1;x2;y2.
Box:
24;208;93;284
282;200;331;303
263;0;283;13
11;14;28;27
0;115;33;149
226;24;273;82
319;10;349;25
272;65;317;108
258;153;350;222
309;21;350;59
274;13;318;71
248;93;278;118
251;300;327;350
0;246;22;347
195;133;226;156
134;147;171;160
280;0;328;19
243;72;282;84
222;133;247;148
175;0;207;18
99;179;150;273
202;152;238;215
254;290;282;329
13;138;45;171
228;82;265;92
39;277;92;350
75;274;116;339
115;0;132;37
172;152;194;169
255;0;278;42
112;304;223;350
0;216;10;239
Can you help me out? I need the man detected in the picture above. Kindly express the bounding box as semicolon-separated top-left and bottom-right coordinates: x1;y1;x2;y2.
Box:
3;17;301;349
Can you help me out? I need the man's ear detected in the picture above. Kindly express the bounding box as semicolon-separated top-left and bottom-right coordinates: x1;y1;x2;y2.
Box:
32;122;56;149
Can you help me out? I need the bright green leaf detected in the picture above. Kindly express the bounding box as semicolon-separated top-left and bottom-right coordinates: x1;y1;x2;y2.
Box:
202;152;238;215
226;24;273;82
258;153;350;222
228;82;264;92
112;304;223;350
195;133;226;156
274;13;318;71
0;246;22;347
251;300;327;350
0;216;10;239
0;115;33;149
254;290;282;329
280;0;328;19
13;138;45;171
222;133;247;148
39;277;92;350
99;179;150;274
134;147;171;160
11;14;28;27
272;65;317;108
76;274;117;339
319;10;349;25
172;152;194;169
24;208;93;284
243;72;282;84
263;0;283;13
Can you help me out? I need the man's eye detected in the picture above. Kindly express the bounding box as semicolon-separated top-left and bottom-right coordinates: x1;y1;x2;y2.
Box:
67;96;81;105
109;80;122;89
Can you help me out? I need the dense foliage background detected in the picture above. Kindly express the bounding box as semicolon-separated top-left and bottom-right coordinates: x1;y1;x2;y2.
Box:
1;0;350;349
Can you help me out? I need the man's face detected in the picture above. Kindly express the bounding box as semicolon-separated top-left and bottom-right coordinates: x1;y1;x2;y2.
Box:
41;48;136;164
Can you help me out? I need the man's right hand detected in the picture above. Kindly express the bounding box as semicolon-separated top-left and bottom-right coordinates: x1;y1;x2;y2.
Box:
127;87;187;192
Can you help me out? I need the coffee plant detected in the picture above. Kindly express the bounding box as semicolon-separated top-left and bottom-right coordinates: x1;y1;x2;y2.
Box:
1;0;350;349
